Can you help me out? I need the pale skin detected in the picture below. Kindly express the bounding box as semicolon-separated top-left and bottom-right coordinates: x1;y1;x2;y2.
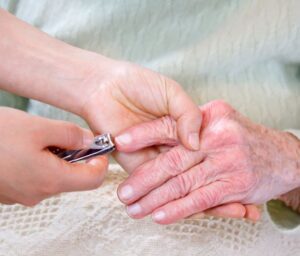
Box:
116;101;300;224
0;8;262;218
0;107;108;206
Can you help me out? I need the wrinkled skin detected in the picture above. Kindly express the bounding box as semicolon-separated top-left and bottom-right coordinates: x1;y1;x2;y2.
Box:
116;100;300;224
81;62;257;219
0;107;108;206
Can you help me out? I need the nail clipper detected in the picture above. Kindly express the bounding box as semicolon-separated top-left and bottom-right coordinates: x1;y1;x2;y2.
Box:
49;133;115;163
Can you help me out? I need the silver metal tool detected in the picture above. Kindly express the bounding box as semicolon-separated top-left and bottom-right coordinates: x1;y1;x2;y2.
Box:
50;133;115;163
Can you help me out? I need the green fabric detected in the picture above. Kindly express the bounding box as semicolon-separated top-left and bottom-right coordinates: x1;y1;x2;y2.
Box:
0;90;28;110
267;200;300;230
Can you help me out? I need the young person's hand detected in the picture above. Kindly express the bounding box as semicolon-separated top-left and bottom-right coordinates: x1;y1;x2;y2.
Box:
0;8;201;175
0;107;108;206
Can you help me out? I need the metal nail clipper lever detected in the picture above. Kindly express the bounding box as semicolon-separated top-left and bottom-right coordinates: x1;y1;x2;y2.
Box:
49;133;115;163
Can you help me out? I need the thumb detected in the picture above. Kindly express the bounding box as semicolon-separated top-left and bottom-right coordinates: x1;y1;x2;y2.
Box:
43;119;94;149
166;80;202;150
57;155;109;192
115;116;179;152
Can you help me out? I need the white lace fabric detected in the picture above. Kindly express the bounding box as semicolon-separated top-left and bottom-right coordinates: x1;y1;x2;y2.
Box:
0;164;298;256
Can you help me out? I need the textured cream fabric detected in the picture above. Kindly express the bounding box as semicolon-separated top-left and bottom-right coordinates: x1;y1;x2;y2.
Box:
0;0;300;255
0;165;299;256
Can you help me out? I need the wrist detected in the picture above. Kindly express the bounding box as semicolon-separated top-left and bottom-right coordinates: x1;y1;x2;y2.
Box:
0;8;112;116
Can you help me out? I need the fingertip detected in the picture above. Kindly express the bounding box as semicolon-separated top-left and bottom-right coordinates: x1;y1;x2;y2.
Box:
117;184;134;204
152;210;169;225
205;203;247;219
115;133;133;150
87;155;109;171
82;128;95;148
126;203;144;219
178;129;200;151
188;132;200;151
177;111;202;151
245;205;261;222
227;203;247;218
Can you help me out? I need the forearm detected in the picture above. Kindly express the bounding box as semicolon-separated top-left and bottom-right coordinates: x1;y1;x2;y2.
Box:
0;8;107;115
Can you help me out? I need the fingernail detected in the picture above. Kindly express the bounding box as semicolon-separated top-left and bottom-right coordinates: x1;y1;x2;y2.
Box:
188;132;199;150
152;211;166;222
83;132;94;147
115;133;132;145
119;185;134;201
88;157;105;166
126;203;142;216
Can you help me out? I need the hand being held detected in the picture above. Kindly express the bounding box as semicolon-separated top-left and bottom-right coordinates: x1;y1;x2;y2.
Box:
0;107;108;206
116;100;300;224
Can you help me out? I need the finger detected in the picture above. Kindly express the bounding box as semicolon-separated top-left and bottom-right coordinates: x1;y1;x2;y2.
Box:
203;203;247;219
113;145;172;174
244;204;261;221
117;144;205;204
125;162;214;219
55;155;109;193
168;82;202;151
42;119;94;149
115;116;178;152
151;182;227;225
113;149;159;174
0;196;15;205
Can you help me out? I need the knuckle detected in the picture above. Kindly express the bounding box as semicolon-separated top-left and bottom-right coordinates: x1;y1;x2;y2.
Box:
160;116;177;141
196;189;220;210
172;175;191;198
192;167;207;189
188;196;203;213
162;149;185;175
209;120;246;148
210;100;233;112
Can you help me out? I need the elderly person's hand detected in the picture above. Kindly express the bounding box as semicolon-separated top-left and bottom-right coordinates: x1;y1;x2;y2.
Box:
0;107;108;206
116;100;300;224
